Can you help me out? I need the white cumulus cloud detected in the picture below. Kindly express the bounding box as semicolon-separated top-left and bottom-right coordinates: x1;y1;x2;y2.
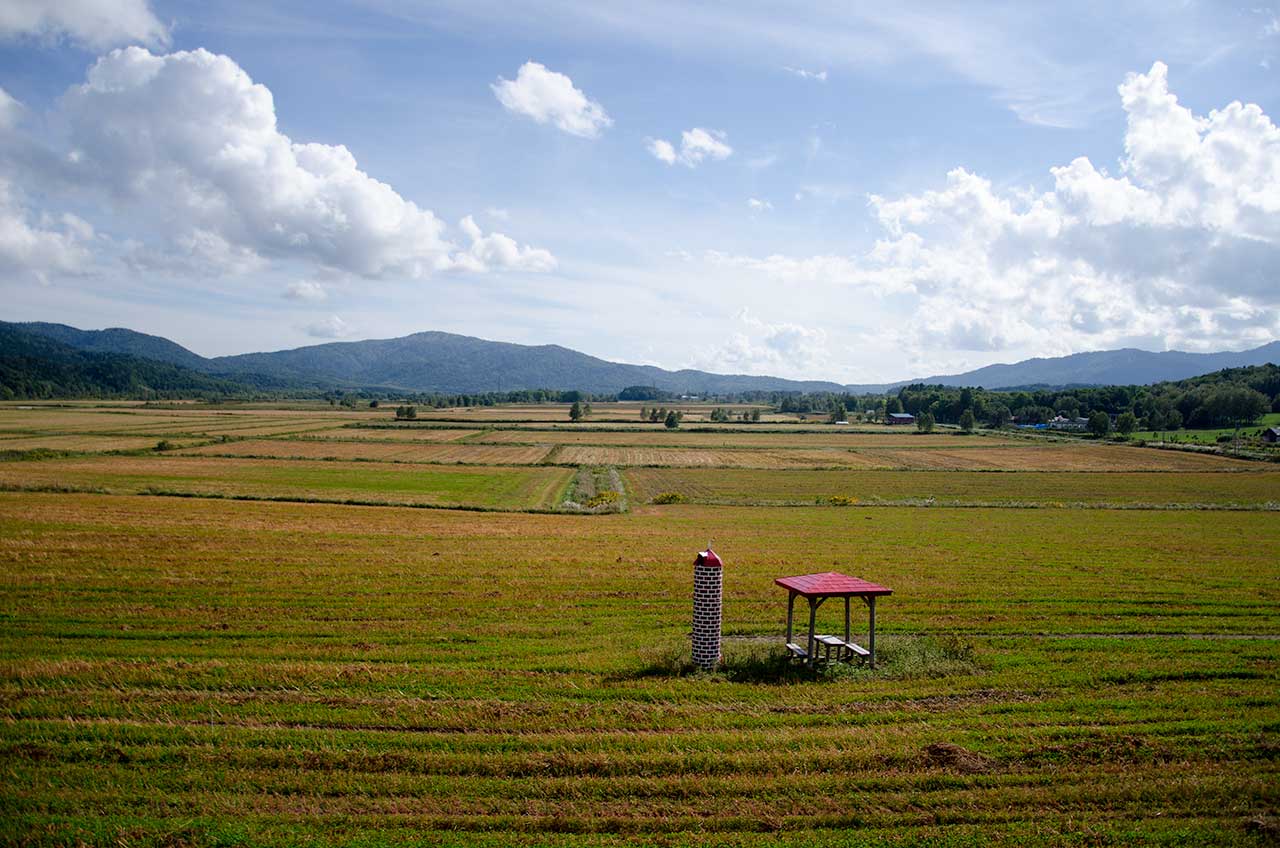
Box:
701;61;1280;361
0;0;169;49
648;127;733;168
646;138;677;164
0;178;95;283
690;309;829;377
39;47;553;280
492;61;611;139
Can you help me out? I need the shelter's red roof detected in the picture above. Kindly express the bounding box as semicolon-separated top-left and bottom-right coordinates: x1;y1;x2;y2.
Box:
774;571;891;597
694;549;722;568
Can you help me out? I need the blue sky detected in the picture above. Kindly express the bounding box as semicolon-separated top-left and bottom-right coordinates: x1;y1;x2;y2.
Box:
2;1;1279;383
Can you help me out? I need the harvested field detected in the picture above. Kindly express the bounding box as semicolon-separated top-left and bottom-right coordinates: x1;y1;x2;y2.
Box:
0;434;200;453
0;492;1276;845
625;467;1280;507
302;427;480;442
0;409;357;437
0;410;234;434
557;445;888;468
476;428;1026;448
0;455;572;509
860;444;1258;472
181;438;551;464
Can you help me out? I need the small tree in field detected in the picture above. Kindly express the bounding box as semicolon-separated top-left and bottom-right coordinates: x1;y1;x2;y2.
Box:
916;412;935;433
1088;411;1110;438
1116;411;1137;435
395;405;416;420
959;409;976;433
569;401;583;422
664;410;680;429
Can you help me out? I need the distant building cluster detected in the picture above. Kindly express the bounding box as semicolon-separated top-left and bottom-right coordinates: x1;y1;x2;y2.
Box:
1046;415;1091;431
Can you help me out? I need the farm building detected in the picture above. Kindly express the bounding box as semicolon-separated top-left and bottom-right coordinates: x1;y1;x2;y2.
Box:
1263;426;1280;444
886;412;915;426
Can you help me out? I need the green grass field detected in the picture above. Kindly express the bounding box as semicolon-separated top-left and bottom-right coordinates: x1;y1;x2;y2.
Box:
0;404;1277;846
1131;412;1280;445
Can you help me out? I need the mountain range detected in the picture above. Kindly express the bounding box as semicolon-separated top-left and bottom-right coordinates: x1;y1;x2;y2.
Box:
4;320;1279;396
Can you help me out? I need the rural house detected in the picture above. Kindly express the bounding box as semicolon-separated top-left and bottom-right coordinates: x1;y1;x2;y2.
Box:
1263;426;1280;444
886;412;915;426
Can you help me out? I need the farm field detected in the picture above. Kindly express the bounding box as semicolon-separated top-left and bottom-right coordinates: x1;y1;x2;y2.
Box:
0;403;1277;846
0;455;572;509
180;438;552;465
474;429;1029;448
559;442;1255;471
0;434;203;453
625;467;1280;507
557;445;889;469
303;427;481;442
1;493;1277;846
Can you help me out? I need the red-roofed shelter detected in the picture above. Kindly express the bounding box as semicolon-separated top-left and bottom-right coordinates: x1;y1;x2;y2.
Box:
775;572;892;668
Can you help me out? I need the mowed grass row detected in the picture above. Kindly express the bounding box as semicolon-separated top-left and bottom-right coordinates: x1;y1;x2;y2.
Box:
0;494;1276;845
626;467;1280;507
0;456;573;510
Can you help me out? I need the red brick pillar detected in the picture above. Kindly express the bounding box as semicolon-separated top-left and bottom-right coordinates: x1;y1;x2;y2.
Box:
692;548;722;670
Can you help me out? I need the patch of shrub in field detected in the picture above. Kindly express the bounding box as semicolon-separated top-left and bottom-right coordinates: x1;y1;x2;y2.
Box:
820;495;859;506
584;489;621;509
651;491;686;504
561;466;626;513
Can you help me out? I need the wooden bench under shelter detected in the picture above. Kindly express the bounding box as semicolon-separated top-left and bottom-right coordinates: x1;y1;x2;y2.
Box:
775;572;892;669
